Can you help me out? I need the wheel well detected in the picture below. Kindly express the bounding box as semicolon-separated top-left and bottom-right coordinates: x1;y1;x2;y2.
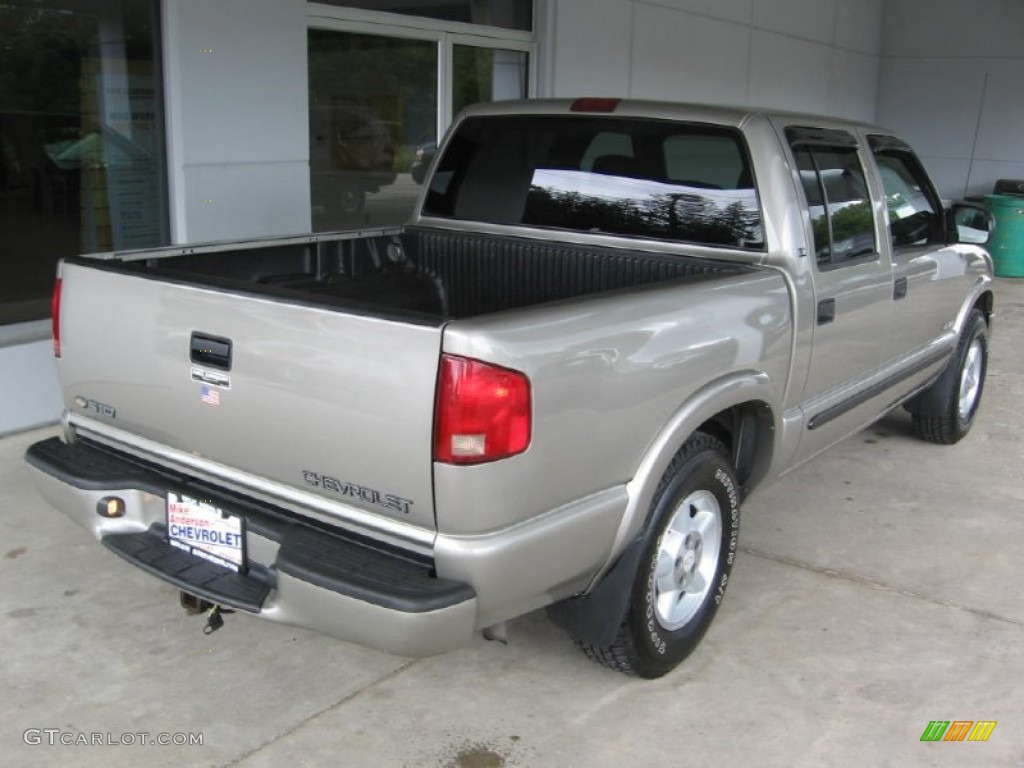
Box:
696;401;774;496
974;291;994;325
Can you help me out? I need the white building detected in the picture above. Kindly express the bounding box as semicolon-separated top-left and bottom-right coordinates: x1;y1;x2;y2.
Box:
1;0;1022;434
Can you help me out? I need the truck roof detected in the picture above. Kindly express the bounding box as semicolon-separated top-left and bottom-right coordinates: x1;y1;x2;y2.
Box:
456;98;887;135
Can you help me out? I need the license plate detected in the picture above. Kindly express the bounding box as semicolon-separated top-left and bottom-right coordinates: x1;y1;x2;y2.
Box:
166;492;244;572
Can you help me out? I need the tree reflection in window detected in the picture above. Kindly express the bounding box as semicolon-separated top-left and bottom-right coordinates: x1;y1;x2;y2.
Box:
792;143;876;268
524;170;761;247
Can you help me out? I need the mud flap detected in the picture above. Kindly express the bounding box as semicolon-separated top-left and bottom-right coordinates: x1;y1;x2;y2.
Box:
545;532;648;647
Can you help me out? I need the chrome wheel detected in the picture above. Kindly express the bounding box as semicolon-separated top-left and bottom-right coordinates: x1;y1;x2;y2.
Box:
574;432;739;678
958;338;983;422
652;489;722;631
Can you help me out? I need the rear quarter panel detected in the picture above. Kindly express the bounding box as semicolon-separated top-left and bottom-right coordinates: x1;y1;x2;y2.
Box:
435;269;792;536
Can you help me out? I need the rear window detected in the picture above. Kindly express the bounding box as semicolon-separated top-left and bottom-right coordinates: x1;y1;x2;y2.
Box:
423;116;763;249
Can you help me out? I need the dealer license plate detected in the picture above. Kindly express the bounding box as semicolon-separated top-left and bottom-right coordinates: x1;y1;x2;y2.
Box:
166;491;244;572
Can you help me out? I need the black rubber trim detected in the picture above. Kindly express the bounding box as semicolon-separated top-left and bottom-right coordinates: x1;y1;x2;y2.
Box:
276;527;474;613
26;436;167;493
807;349;949;430
867;134;913;154
785;125;859;148
103;528;271;613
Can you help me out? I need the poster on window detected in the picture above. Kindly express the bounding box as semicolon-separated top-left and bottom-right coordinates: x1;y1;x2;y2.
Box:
79;58;163;251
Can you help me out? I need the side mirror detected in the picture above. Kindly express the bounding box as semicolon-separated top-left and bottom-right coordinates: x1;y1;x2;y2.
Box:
947;203;994;245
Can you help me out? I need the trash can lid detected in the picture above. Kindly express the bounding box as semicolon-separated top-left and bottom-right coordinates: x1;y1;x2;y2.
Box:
993;179;1024;196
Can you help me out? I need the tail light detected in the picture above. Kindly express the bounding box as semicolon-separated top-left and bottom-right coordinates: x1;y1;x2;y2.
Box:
434;354;531;464
570;97;621;113
51;277;62;358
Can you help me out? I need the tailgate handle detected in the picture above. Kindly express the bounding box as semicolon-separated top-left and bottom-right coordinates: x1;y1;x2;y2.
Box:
190;332;232;371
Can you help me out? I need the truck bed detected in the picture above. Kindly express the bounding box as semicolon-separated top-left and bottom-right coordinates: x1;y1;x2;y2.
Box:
97;226;750;323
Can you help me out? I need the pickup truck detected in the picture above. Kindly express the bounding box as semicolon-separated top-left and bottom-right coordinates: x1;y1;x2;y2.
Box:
26;99;994;678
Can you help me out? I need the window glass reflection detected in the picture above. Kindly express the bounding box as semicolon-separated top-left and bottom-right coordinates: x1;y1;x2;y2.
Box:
308;30;437;231
873;150;942;247
425;116;763;248
453;46;528;117
792;143;876;267
525;169;762;246
0;0;168;326
794;147;830;263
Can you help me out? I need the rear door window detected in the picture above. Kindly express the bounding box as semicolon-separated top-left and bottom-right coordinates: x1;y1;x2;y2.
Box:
424;116;764;249
787;128;877;269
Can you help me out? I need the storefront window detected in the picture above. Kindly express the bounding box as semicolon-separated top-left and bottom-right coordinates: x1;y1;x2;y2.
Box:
308;29;437;231
308;26;531;232
0;0;168;327
316;0;532;31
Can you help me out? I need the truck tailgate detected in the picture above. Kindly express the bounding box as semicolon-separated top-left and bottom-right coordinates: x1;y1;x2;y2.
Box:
58;261;442;532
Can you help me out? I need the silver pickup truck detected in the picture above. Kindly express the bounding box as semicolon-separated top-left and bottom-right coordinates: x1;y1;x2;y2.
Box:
26;99;994;678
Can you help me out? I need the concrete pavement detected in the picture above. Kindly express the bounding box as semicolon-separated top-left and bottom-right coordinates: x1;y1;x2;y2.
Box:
2;279;1022;767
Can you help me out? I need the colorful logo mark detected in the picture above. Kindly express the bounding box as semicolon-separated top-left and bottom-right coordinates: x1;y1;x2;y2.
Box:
920;720;997;742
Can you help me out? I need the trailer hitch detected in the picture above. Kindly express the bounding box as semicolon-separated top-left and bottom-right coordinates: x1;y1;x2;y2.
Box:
180;591;232;635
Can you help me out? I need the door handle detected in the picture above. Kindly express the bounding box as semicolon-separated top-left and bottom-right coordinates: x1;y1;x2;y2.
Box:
894;277;908;300
190;332;232;371
817;298;836;325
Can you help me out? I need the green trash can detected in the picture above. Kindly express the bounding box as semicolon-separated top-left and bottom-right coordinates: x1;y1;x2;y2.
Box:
984;194;1024;277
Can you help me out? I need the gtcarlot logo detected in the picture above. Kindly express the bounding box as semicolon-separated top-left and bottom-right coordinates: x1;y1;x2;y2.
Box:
920;720;997;742
23;729;203;747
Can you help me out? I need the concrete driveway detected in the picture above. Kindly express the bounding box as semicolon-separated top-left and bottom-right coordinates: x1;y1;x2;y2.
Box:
3;280;1022;768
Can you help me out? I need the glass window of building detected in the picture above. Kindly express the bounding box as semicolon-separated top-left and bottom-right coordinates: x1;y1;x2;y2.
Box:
308;29;438;231
308;11;532;232
0;0;168;327
452;45;529;118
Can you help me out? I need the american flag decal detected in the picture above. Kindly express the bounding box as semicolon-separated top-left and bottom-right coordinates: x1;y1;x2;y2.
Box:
200;385;221;406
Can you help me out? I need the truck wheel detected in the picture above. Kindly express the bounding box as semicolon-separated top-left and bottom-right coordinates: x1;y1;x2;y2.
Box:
579;433;740;678
337;183;366;215
910;309;988;444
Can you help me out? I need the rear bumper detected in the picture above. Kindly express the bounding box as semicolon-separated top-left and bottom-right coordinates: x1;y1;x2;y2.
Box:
25;436;477;657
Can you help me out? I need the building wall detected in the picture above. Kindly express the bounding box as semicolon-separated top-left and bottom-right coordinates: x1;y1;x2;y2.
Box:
877;0;1024;199
0;327;62;437
544;0;884;121
4;0;1021;435
163;0;312;243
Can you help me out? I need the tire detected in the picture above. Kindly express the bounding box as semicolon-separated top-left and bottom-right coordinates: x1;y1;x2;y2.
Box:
911;309;989;444
336;183;366;215
578;433;740;678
